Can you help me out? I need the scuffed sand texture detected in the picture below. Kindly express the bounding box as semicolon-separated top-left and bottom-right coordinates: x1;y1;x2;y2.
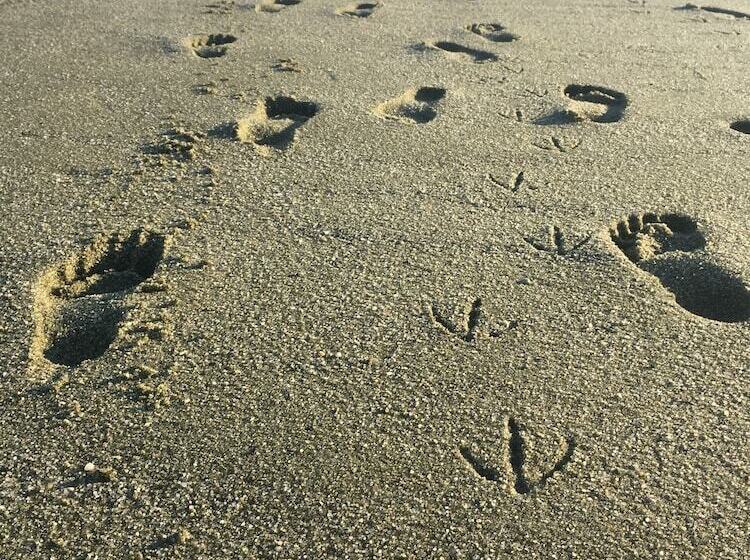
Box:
0;0;749;558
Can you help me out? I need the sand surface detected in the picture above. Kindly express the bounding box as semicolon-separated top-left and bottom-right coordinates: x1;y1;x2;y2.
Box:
1;0;749;557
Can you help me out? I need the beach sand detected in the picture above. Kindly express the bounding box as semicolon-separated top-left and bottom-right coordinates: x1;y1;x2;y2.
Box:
0;0;749;557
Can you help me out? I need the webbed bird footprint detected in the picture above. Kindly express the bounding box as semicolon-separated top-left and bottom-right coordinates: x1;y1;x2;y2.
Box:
610;212;750;323
536;84;627;125
30;229;167;370
373;87;445;124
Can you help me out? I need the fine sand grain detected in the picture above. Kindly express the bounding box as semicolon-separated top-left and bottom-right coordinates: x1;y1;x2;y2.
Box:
0;0;748;558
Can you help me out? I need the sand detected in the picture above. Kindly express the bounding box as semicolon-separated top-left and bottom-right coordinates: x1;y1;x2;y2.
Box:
0;0;749;557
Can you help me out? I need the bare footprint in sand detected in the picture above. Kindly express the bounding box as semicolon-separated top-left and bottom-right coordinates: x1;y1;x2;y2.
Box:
232;95;319;154
466;23;519;42
422;40;497;63
337;2;379;17
256;0;300;13
181;33;237;58
373;87;445;124
536;84;628;125
30;229;167;370
610;213;750;323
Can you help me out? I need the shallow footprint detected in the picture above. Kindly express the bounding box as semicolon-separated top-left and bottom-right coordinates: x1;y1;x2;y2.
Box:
30;229;167;369
181;33;237;58
466;23;519;42
256;0;301;13
233;95;319;154
610;213;750;323
373;87;445;124
536;84;628;125
423;40;497;63
337;2;379;17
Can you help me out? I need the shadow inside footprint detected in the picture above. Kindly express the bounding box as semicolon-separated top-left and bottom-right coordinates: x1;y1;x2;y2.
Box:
426;41;497;63
256;0;301;12
536;84;627;125
337;2;379;17
32;229;166;368
44;300;125;366
730;119;750;134
640;256;750;323
610;213;750;323
233;95;319;153
466;23;519;42
373;87;446;124
675;3;750;19
700;5;750;18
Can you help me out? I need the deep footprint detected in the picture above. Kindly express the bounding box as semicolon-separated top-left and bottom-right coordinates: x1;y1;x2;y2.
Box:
256;0;301;13
425;41;497;63
337;2;379;17
373;87;445;124
536;84;628;125
466;23;519;42
182;33;237;58
233;95;319;153
31;229;166;368
610;213;750;323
